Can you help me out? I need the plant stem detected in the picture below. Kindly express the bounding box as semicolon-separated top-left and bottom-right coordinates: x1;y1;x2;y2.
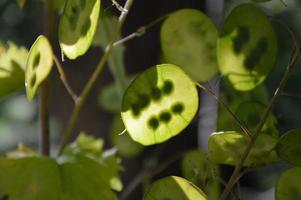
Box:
113;14;169;47
39;0;55;156
57;0;135;156
195;82;252;139
219;37;301;200
39;83;50;156
53;54;78;102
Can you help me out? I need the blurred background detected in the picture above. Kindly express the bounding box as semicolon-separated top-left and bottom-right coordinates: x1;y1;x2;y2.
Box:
0;0;300;199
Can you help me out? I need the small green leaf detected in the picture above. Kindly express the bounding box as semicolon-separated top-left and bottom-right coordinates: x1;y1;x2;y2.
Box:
0;41;28;100
235;101;278;138
144;176;207;200
276;167;301;200
0;157;61;200
208;131;279;166
25;35;53;101
276;129;301;166
110;115;144;158
161;9;218;81
181;150;220;200
217;3;277;91
98;75;136;112
217;84;269;131
121;64;199;145
59;0;101;59
62;133;123;192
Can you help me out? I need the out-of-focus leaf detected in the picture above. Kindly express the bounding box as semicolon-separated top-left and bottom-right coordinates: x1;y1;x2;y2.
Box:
110;115;144;158
62;133;123;192
0;157;61;200
16;0;26;8
0;41;28;100
161;9;218;81
208;131;279;166
60;156;117;200
25;35;53;101
59;0;101;59
276;167;301;200
235;101;278;138
217;83;269;131
98;75;136;112
6;143;37;158
181;150;220;200
121;64;199;145
144;176;207;200
276;129;301;166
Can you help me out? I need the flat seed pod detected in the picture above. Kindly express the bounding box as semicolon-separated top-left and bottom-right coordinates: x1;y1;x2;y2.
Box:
217;3;277;91
59;0;100;59
276;167;301;200
25;35;53;101
276;129;301;166
121;64;199;145
181;151;220;200
160;9;218;81
208;131;279;166
143;176;207;200
235;101;278;138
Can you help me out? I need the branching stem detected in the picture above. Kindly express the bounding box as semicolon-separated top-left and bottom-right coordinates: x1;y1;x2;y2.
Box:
219;28;301;200
113;14;169;47
195;82;252;139
53;54;78;102
57;0;135;156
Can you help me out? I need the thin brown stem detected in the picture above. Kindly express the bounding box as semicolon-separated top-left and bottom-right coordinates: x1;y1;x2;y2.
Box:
195;82;252;139
57;0;135;156
113;14;169;47
281;92;301;99
39;82;50;156
219;29;301;200
53;54;78;102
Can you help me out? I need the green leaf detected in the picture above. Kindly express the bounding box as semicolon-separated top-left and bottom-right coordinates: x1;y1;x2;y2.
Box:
98;75;136;112
121;64;199;145
276;129;301;166
62;133;123;192
0;157;61;200
25;35;53;101
0;41;28;100
110;115;144;158
161;9;218;81
217;3;277;91
276;167;301;200
64;132;104;156
144;176;207;200
59;0;101;59
217;84;269;131
235;101;278;138
208;131;279;166
60;157;116;200
181;150;220;200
